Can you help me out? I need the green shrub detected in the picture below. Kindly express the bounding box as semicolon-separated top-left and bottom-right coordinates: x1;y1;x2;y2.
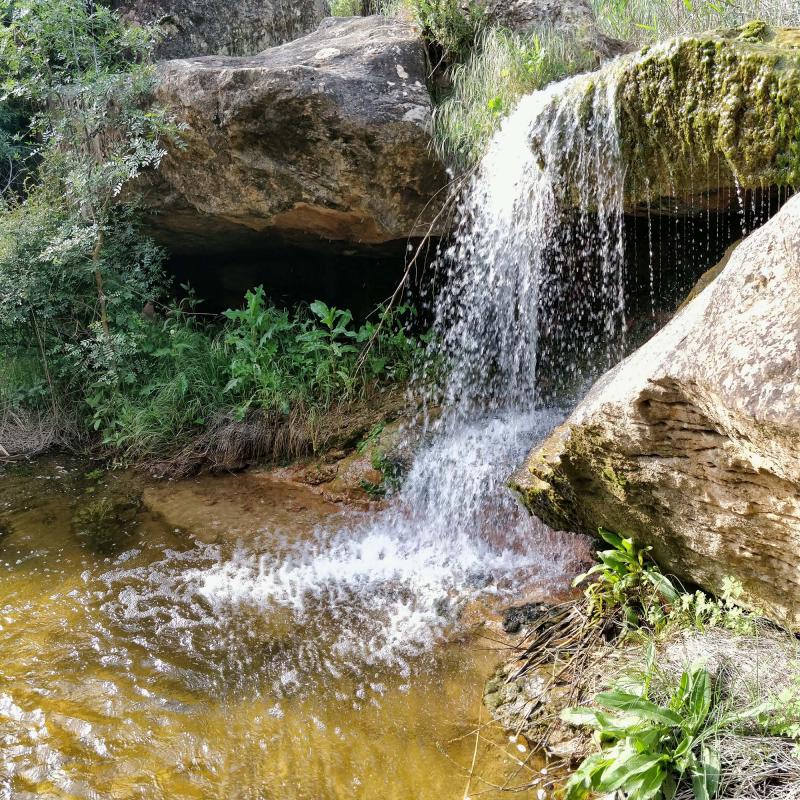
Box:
574;529;760;637
329;0;362;15
573;528;680;631
222;286;420;417
83;299;230;461
413;0;485;64
71;287;422;464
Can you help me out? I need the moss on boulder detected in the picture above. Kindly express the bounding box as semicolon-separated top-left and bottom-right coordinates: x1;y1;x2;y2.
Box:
532;23;800;205
618;23;800;200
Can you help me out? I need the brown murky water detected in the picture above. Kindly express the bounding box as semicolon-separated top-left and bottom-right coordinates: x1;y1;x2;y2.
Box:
0;458;566;800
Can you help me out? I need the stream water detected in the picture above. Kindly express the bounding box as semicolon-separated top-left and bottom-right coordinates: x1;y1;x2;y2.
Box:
1;49;775;800
0;438;584;800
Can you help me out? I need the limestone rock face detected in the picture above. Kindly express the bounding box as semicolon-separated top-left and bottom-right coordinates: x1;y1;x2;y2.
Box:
113;0;328;59
481;0;629;56
511;194;800;628
145;16;448;255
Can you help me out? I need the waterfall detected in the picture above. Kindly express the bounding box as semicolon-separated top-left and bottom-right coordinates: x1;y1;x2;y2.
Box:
431;71;626;419
106;70;632;684
175;70;632;674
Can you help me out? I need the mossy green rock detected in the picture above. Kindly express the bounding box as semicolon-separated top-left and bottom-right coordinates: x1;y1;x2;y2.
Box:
619;24;800;199
512;194;800;629
537;24;800;205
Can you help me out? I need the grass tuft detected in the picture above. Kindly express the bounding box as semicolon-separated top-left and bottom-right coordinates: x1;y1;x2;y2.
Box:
593;0;800;46
432;26;598;171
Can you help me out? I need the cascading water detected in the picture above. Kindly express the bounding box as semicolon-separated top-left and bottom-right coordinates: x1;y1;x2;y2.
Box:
5;44;800;799
434;72;626;418
158;68;633;675
0;65;643;799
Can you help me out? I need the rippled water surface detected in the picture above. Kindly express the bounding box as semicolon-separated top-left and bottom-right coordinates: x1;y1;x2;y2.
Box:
0;434;583;800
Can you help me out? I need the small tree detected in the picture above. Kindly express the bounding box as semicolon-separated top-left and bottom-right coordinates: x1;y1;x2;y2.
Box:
0;0;177;339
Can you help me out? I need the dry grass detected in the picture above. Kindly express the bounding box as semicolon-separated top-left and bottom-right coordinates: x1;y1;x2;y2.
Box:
0;405;82;460
594;0;800;46
487;616;800;798
148;387;410;478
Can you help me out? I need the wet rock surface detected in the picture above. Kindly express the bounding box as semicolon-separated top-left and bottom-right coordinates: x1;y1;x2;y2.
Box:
528;25;800;211
144;16;448;257
143;472;342;544
512;193;800;628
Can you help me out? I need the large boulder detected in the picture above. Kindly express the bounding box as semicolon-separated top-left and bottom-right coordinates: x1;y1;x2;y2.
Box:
511;194;800;628
113;0;329;59
144;16;448;256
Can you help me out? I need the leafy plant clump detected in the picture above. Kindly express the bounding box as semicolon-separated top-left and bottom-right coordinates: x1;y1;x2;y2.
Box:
328;0;485;65
564;665;725;800
573;528;680;632
222;288;421;420
0;1;425;468
562;645;800;800
329;0;363;15
574;529;757;637
69;287;422;466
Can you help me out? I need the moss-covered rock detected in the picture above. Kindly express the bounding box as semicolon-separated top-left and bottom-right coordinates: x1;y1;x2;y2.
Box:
533;23;800;206
619;24;800;200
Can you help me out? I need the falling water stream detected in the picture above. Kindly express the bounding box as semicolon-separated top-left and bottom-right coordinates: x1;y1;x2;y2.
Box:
0;60;781;799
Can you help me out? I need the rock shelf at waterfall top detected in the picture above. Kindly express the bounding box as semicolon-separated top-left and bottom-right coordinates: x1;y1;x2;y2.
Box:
532;23;800;208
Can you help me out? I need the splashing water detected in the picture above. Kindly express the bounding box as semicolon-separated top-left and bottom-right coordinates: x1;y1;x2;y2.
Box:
174;69;631;670
435;72;627;416
8;74;636;743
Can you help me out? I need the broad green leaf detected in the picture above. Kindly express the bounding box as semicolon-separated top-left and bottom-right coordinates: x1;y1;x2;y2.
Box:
688;669;711;728
692;768;710;800
598;528;624;549
700;745;721;798
561;707;600;727
596;691;683;726
625;764;667;800
646;571;681;604
597;752;666;792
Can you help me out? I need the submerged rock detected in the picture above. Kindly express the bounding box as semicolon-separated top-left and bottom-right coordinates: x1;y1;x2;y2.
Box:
113;0;328;59
511;193;800;628
144;16;448;256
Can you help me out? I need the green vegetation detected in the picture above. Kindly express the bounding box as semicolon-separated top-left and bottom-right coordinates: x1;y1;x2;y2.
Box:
573;530;756;635
0;0;424;469
340;0;800;172
432;27;597;170
593;0;800;46
329;0;362;15
552;531;798;799
328;0;486;65
573;528;680;631
564;665;724;800
412;0;486;65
